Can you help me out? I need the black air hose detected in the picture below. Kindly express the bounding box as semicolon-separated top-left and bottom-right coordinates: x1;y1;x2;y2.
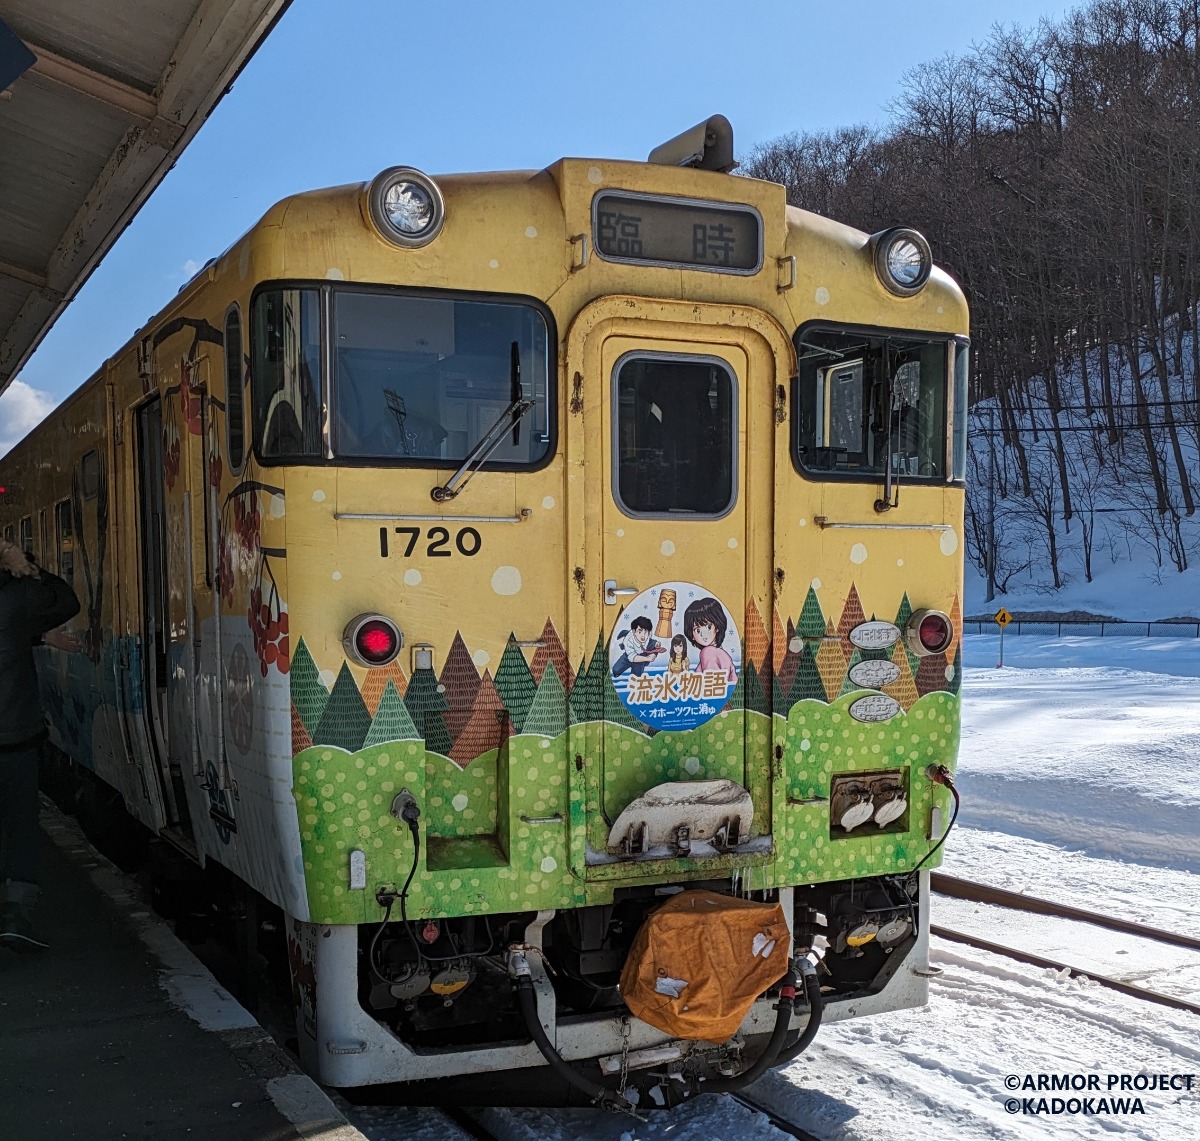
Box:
514;976;636;1113
693;961;799;1095
771;956;824;1067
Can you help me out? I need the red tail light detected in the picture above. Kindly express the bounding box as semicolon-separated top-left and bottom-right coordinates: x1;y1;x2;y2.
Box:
905;608;952;657
343;613;403;667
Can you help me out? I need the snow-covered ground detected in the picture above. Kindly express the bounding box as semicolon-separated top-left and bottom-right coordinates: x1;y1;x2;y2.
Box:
348;636;1200;1141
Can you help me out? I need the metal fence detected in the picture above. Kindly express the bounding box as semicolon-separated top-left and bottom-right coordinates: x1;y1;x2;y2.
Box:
963;620;1200;637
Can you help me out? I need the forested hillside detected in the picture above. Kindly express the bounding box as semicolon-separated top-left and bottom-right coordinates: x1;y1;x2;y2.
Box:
744;0;1200;613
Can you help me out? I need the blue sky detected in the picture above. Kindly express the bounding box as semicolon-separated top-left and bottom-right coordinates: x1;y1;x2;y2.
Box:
0;0;1079;450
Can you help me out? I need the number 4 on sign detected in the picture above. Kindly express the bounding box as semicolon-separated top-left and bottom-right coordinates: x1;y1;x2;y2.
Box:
994;608;1012;667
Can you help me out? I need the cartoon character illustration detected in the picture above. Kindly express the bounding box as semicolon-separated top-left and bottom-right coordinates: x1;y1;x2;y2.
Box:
611;616;666;678
683;596;737;683
667;634;689;674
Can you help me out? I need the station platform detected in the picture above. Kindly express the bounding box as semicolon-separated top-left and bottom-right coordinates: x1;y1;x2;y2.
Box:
0;802;367;1141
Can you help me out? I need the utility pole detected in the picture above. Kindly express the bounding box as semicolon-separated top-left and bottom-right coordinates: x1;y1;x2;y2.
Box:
986;404;996;603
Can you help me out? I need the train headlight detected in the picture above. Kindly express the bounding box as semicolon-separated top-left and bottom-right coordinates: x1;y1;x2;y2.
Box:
367;167;445;248
905;608;953;657
870;227;932;296
343;613;403;668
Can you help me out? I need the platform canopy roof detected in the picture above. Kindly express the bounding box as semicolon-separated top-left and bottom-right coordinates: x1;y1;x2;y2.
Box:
0;0;293;397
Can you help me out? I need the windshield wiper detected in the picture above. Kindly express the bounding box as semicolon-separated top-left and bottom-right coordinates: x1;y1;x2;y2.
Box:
431;342;532;502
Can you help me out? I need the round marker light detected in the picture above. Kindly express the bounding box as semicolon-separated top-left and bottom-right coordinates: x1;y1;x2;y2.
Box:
367;167;445;248
871;227;932;297
343;613;403;668
905;608;953;658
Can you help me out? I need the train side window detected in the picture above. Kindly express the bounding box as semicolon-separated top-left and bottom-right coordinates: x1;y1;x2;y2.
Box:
795;328;949;482
81;450;101;499
54;500;74;583
225;305;247;471
2;524;13;544
19;515;32;555
251;289;323;460
613;354;736;517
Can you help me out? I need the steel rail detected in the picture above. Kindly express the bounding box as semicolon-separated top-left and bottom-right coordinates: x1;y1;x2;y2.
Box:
931;872;1200;952
930;925;1200;1017
730;1092;824;1140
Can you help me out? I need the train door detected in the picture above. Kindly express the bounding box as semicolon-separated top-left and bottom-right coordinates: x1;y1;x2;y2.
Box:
566;299;784;876
135;398;194;840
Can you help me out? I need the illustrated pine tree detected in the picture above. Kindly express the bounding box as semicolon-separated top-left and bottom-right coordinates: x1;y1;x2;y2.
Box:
521;665;569;739
290;638;329;736
493;635;537;731
447;671;508;767
439;632;482;742
363;680;420;747
312;663;372;752
404;667;450;738
530;619;575;689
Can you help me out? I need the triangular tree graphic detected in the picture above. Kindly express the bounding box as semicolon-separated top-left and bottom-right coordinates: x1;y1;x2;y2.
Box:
814;623;848;701
771;605;788;678
894;593;920;676
494;635;537;730
290;638;328;735
740;659;771;716
312;663;372;752
797;586;826;641
531;618;575;689
440;632;482;742
788;645;827;705
568;648;603;724
882;641;919;710
423;709;452;757
742;599;770;676
521;664;569;739
837;584;867;661
291;702;312;755
776;617;802;699
363;680;420;747
915;651;951;697
404;667;449;738
361;661;409;717
449;671;507;766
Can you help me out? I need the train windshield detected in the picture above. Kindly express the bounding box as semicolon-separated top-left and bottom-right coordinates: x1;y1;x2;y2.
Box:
793;327;950;481
332;290;551;465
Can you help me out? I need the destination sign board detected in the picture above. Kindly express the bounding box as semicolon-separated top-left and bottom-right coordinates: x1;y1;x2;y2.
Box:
592;192;762;274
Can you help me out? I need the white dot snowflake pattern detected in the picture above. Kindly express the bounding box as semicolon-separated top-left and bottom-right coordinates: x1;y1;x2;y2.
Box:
850;543;868;565
404;569;422;586
661;540;676;556
940;529;959;555
491;566;522;595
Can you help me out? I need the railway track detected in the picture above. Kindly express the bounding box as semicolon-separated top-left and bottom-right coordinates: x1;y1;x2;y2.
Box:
731;1092;824;1140
930;872;1200;1017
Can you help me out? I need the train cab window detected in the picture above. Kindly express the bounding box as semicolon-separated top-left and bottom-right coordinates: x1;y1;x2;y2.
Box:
19;515;32;555
613;354;735;517
54;500;73;582
794;328;950;481
331;290;552;466
251;289;323;460
224;306;247;471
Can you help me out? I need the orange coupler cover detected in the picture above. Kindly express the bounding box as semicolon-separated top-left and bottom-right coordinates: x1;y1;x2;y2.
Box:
619;889;789;1041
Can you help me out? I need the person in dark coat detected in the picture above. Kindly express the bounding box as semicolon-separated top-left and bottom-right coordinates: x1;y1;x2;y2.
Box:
0;538;80;952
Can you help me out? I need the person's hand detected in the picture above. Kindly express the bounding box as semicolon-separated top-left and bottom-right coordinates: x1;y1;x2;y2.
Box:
43;627;83;652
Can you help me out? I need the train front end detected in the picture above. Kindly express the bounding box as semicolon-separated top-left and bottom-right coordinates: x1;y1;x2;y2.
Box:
238;131;967;1103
